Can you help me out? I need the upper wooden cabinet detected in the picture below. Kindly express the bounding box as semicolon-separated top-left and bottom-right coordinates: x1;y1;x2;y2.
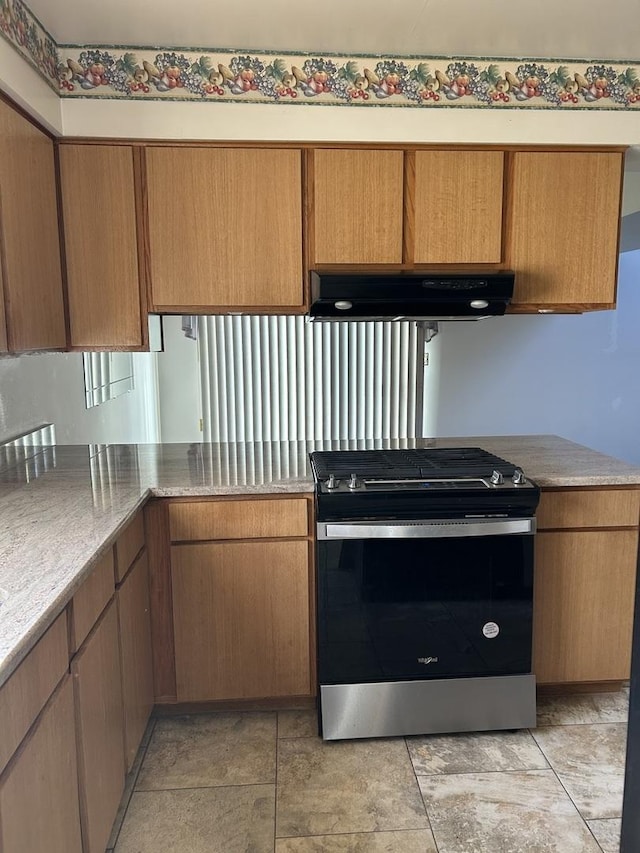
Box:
507;151;624;309
146;147;304;311
310;149;404;265
0;99;65;352
59;144;144;348
411;150;504;264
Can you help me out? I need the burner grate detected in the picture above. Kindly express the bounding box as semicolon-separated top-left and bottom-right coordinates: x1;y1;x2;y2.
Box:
310;448;517;481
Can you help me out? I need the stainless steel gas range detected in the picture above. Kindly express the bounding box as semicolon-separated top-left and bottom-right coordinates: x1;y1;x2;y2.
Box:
310;447;541;741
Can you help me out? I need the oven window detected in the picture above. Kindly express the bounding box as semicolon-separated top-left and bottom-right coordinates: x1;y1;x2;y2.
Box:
317;535;534;685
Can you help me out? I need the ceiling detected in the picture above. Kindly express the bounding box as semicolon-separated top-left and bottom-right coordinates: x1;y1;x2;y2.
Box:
27;0;640;62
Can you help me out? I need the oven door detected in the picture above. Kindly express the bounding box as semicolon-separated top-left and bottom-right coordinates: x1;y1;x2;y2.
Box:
317;519;535;686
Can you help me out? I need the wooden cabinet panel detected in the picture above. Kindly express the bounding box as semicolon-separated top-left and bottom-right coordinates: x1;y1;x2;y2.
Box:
73;603;125;853
533;529;638;683
412;150;504;263
311;149;404;264
118;551;154;771
172;540;311;701
59;144;143;348
537;488;640;530
72;548;115;652
0;250;7;352
169;497;309;542
147;147;303;309
0;678;82;853
0;612;68;773
0;99;65;351
115;510;146;582
508;151;623;307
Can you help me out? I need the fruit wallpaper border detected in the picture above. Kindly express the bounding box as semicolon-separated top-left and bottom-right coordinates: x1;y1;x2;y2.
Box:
2;0;640;109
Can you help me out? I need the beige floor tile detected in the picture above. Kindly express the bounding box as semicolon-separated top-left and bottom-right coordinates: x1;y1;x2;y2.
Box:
419;769;601;853
587;818;621;853
276;737;429;837
408;729;548;775
537;689;629;727
275;828;437;852
278;709;319;739
136;712;276;790
114;786;275;853
531;723;626;819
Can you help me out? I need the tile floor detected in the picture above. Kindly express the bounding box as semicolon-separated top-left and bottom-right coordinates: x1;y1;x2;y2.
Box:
107;689;629;853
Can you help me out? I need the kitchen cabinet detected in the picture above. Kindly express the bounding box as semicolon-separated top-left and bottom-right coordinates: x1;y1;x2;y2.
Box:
507;151;624;309
533;488;640;684
118;550;154;771
59;144;145;349
0;678;83;853
411;150;504;264
155;496;313;704
73;602;125;853
310;148;504;267
172;539;311;702
145;147;304;311
0;98;66;352
309;149;405;264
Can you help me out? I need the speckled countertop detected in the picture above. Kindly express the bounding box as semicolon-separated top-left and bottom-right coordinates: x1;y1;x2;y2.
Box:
1;434;640;689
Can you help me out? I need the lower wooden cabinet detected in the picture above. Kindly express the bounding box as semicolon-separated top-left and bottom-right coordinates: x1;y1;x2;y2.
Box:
118;551;154;771
171;539;311;702
0;677;83;853
534;525;638;684
73;602;125;853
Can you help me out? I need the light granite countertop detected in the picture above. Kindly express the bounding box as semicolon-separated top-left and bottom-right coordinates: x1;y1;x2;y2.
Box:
1;434;640;689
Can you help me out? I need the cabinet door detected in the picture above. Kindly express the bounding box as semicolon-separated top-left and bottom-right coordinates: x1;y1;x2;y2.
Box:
0;252;7;352
0;99;65;351
73;603;125;853
146;147;303;310
118;551;154;772
0;678;83;853
59;145;143;348
311;149;404;264
508;151;623;308
533;529;638;683
172;540;311;701
412;150;504;263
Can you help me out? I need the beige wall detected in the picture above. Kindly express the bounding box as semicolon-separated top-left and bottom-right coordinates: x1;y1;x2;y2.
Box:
0;39;62;133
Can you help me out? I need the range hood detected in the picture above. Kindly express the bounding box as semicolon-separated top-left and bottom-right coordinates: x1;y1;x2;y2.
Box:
308;271;515;321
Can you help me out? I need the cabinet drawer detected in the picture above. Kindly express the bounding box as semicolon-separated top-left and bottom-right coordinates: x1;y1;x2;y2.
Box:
0;612;68;773
72;550;115;651
115;512;145;583
169;498;309;541
537;489;640;530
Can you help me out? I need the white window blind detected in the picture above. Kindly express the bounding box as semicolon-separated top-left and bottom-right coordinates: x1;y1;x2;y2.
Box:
198;316;426;443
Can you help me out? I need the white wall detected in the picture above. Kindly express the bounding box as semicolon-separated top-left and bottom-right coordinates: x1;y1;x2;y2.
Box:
0;351;158;444
0;38;62;133
156;316;203;442
61;97;640;147
434;249;640;464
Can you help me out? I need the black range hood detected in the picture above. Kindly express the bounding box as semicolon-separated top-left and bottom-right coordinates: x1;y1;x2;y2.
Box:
308;271;515;321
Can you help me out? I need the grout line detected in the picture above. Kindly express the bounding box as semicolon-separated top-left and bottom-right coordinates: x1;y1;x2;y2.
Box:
108;716;157;850
275;826;446;840
403;736;441;853
135;782;277;794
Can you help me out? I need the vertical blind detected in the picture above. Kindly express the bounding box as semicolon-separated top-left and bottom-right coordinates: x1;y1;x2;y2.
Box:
198;316;425;443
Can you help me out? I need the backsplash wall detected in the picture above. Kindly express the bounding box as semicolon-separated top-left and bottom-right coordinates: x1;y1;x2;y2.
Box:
0;351;158;444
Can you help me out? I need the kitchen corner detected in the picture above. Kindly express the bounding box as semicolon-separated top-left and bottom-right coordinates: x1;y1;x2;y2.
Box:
2;433;640;690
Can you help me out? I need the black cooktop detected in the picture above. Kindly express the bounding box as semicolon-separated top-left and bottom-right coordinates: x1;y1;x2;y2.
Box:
310;448;518;481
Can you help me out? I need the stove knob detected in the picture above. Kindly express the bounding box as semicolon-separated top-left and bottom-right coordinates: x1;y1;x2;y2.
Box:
512;468;527;485
490;470;504;485
347;473;361;490
326;474;339;490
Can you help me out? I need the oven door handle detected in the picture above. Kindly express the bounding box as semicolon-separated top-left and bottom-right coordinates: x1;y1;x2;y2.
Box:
317;518;537;539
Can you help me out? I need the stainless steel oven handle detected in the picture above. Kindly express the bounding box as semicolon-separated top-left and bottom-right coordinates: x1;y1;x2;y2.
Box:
317;518;537;539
